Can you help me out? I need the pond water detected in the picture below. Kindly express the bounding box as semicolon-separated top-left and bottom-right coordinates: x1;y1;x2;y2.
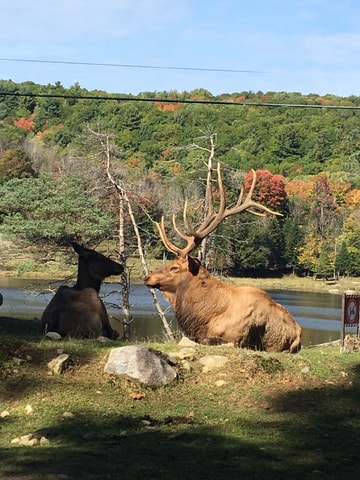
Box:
0;277;347;347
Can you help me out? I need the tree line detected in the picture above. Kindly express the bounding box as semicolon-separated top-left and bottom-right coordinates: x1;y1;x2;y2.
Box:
1;79;360;277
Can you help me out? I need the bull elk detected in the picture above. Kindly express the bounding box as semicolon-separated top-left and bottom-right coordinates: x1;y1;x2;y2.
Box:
144;164;302;353
41;242;124;339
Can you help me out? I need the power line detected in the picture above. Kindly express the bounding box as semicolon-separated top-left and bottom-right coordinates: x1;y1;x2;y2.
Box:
0;57;269;75
2;56;360;79
1;90;360;110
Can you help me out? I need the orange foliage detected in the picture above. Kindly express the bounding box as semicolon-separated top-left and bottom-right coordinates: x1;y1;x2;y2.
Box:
285;178;311;198
14;115;34;132
127;156;141;168
169;165;181;175
345;189;360;207
155;101;183;111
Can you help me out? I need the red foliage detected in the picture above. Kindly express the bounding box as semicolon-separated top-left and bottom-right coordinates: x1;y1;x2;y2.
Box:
244;169;287;211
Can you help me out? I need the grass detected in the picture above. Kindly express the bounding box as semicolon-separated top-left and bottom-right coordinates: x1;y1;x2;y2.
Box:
1;316;360;479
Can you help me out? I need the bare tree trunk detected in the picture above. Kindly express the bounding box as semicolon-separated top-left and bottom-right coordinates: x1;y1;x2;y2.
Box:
122;191;175;341
199;134;216;265
89;129;175;341
118;194;132;341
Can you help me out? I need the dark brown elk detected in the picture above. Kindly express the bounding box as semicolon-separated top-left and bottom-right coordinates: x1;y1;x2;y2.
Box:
41;242;123;339
144;164;302;353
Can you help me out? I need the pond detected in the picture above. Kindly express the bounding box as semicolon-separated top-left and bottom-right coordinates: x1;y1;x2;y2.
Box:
0;277;346;347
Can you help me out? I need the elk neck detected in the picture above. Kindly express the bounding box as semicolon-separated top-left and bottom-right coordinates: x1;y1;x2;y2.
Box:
73;257;102;292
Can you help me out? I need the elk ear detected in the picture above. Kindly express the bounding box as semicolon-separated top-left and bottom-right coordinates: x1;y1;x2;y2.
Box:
187;256;201;276
71;242;82;254
71;242;90;258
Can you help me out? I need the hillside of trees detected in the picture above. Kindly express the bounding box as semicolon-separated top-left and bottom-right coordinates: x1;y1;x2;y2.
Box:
0;79;360;277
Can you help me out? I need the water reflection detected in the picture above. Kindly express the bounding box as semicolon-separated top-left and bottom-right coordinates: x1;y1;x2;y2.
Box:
0;278;344;347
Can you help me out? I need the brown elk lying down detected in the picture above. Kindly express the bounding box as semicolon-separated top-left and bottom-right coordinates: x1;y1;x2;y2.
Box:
41;242;123;339
144;163;302;353
144;256;302;352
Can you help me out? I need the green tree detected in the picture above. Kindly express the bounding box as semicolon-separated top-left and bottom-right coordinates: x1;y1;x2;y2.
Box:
0;174;115;246
335;241;351;276
316;248;334;278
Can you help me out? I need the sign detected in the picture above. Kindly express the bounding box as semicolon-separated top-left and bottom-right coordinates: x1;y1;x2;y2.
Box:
344;294;360;326
341;292;360;347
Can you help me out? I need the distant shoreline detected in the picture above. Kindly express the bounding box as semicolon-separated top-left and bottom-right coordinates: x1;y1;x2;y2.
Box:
0;268;359;295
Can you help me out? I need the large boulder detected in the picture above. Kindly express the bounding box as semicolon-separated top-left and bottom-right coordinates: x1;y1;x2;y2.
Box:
104;345;177;386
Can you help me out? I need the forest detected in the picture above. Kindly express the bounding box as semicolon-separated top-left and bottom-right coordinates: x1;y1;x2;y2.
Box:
0;79;360;277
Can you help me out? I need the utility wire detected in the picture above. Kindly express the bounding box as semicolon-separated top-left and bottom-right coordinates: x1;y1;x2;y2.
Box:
1;57;360;79
1;90;360;110
0;57;269;75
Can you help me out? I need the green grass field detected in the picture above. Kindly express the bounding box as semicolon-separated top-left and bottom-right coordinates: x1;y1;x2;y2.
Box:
1;316;360;480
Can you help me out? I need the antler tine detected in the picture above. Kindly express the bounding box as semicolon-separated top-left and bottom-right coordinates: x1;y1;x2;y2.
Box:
156;215;199;258
155;218;183;257
155;164;281;259
183;162;226;239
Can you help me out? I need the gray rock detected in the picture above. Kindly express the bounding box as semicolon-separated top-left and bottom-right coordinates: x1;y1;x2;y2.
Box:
104;345;177;386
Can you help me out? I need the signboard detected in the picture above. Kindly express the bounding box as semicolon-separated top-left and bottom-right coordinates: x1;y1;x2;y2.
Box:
341;292;360;346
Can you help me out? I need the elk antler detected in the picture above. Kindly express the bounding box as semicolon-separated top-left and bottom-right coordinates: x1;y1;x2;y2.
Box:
155;163;282;258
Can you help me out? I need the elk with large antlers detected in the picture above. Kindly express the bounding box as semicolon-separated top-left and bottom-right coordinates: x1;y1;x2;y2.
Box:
144;164;302;353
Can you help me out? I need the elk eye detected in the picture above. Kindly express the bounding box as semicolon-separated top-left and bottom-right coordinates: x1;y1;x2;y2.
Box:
170;265;179;272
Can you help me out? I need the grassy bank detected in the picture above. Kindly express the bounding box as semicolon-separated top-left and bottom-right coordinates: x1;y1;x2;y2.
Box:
1;316;360;480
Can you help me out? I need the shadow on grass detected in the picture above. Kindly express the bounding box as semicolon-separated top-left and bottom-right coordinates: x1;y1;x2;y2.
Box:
0;316;108;402
1;365;360;480
0;316;42;339
0;413;278;480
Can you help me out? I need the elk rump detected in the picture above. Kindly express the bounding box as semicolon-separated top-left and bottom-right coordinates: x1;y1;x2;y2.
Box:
144;256;302;353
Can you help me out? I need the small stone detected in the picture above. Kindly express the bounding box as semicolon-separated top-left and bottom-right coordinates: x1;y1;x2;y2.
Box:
62;411;74;419
12;357;25;366
215;380;226;387
40;436;50;445
47;354;71;374
97;336;112;343
178;337;198;347
46;331;63;340
0;410;10;418
27;438;40;446
24;404;34;415
199;355;229;373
